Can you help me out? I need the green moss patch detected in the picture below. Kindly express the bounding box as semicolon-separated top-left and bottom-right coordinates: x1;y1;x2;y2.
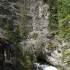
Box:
32;33;38;40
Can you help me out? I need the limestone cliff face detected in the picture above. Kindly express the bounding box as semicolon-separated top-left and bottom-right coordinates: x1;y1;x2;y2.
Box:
21;0;61;66
0;0;62;66
21;0;49;52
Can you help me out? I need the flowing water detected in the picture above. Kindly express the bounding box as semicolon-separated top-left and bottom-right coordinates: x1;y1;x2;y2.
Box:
35;63;58;70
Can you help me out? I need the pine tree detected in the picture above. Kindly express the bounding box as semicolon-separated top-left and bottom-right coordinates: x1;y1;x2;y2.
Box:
47;0;70;70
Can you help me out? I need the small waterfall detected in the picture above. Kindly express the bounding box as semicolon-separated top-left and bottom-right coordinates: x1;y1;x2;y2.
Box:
35;63;58;70
39;65;57;70
35;57;58;70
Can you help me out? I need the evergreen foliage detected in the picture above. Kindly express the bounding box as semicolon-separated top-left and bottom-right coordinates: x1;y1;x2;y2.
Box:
0;2;36;70
58;0;70;42
47;0;70;70
48;0;58;31
0;0;70;70
19;3;29;39
48;0;70;41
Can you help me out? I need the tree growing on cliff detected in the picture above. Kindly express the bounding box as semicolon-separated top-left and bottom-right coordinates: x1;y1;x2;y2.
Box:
47;0;70;70
0;2;35;70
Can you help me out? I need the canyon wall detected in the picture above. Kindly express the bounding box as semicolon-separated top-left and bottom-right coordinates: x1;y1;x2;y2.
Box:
0;0;62;67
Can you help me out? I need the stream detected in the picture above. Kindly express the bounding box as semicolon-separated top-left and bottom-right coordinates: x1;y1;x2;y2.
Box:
35;63;58;70
34;58;58;70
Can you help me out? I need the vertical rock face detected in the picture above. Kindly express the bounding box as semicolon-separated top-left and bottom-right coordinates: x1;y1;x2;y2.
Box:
0;0;62;66
21;0;49;51
0;0;49;47
21;0;61;66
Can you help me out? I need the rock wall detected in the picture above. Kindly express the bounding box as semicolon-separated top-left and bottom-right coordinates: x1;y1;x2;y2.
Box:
0;0;62;67
21;0;49;52
20;0;62;67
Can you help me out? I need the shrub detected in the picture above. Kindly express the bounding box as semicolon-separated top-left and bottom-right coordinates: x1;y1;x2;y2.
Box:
32;33;38;40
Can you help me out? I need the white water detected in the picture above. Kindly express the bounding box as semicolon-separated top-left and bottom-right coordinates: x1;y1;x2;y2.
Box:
39;65;57;70
35;63;58;70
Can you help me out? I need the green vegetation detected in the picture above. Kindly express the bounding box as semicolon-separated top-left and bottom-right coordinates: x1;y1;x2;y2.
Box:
58;0;70;42
47;0;70;70
19;3;29;38
47;0;58;31
19;51;36;70
32;33;38;40
47;41;57;50
61;46;70;70
0;0;70;70
0;2;36;70
47;0;70;41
